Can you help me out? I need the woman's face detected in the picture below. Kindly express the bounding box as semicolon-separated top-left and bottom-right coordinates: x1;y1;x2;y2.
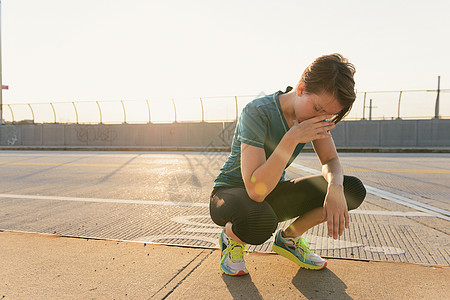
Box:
294;86;344;122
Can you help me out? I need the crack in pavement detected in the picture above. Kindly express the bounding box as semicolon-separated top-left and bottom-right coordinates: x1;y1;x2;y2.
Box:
149;249;214;299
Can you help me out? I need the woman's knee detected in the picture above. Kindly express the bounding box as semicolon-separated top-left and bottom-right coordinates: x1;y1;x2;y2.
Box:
232;203;278;245
344;176;367;210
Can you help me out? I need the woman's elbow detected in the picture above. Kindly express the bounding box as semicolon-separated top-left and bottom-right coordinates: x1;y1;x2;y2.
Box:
243;177;270;202
246;189;266;203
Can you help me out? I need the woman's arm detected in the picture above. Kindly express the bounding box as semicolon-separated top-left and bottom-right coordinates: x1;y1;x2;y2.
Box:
312;136;349;239
241;136;297;202
241;115;335;202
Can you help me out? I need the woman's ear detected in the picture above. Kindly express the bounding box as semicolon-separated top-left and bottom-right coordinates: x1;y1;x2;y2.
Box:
296;82;305;96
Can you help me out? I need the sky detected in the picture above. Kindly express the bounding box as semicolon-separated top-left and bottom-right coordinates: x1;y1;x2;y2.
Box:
1;0;450;122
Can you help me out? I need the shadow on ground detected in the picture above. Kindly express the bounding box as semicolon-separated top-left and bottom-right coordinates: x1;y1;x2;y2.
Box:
220;267;350;299
221;274;263;300
293;268;351;299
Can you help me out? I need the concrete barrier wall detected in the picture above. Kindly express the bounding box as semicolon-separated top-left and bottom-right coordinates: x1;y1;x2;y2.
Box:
0;119;448;149
0;122;237;149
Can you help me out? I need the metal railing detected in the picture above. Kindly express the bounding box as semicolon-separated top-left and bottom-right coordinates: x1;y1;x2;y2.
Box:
356;89;450;120
1;89;449;124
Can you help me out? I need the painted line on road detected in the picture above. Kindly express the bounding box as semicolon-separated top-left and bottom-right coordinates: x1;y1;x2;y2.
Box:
0;193;434;217
349;210;431;217
0;193;209;207
343;167;450;174
0;161;216;169
0;160;448;173
290;163;450;221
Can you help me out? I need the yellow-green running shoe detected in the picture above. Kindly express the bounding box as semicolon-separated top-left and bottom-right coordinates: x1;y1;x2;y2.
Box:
219;228;249;276
272;229;327;270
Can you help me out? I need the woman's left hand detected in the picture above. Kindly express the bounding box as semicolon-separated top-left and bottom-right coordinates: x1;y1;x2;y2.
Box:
322;184;349;239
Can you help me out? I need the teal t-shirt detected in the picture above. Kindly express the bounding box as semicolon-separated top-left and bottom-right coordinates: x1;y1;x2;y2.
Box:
214;88;305;188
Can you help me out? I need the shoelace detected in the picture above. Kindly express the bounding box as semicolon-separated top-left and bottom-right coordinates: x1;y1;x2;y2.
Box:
226;240;248;262
293;237;312;255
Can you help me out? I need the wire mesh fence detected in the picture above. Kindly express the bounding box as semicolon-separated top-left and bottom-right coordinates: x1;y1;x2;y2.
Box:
2;89;449;124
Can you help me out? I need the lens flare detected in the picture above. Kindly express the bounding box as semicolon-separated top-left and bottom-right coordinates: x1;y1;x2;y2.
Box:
255;182;267;195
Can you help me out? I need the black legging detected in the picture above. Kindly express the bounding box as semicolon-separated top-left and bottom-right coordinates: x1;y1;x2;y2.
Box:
209;175;366;245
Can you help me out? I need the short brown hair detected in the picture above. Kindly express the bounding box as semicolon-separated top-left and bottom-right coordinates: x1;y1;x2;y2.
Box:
298;53;356;124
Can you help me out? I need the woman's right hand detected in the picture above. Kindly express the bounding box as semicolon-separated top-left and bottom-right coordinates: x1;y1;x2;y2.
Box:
287;115;335;144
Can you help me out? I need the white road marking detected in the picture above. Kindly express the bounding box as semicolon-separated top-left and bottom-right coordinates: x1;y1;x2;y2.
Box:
173;215;367;251
290;163;450;221
350;210;430;217
133;215;402;254
132;234;219;247
290;164;322;176
364;246;405;255
0;193;209;207
0;193;436;217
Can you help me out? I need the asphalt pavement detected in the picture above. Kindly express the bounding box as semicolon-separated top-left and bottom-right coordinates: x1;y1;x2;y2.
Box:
0;150;449;299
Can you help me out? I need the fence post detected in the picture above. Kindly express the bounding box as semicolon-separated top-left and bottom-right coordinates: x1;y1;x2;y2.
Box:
28;103;35;123
200;97;204;122
146;99;151;123
235;96;238;121
72;102;78;124
172;98;177;123
50;102;57;123
397;91;402;119
362;92;367;120
121;100;127;124
200;97;205;123
7;104;13;122
434;76;440;119
96;101;102;124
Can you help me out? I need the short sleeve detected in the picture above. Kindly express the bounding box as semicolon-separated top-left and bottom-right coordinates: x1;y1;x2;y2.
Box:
237;104;267;148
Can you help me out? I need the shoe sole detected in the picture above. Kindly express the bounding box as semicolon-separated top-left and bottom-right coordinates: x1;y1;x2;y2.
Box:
272;244;327;270
221;268;249;276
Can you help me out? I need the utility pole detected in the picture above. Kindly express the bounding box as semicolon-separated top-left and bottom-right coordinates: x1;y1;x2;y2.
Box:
434;76;440;119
